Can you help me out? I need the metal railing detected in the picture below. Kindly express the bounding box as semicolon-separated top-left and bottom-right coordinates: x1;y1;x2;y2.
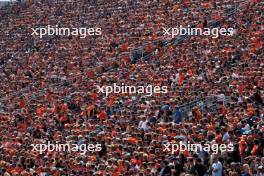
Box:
177;95;232;119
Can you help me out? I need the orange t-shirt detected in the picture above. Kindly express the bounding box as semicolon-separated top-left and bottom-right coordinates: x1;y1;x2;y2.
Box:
90;93;98;100
36;106;45;118
178;73;185;85
87;105;95;117
252;145;258;156
87;71;94;78
98;111;107;120
121;44;129;52
127;137;138;144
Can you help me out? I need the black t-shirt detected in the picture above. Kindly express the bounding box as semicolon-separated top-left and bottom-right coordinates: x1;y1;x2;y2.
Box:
194;164;207;176
231;149;241;162
174;162;184;176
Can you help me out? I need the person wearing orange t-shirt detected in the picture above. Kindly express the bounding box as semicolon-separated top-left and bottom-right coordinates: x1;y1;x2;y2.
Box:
98;110;108;121
36;105;45;118
193;107;202;122
86;104;95;118
239;139;247;158
252;140;260;156
247;105;255;117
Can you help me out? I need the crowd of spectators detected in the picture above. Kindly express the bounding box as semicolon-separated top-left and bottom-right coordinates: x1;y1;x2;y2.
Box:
0;0;263;175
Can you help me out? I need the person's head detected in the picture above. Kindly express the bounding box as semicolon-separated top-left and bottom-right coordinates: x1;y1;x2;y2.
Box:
242;164;250;172
257;166;264;173
253;139;259;145
195;158;202;165
261;157;264;165
212;155;218;163
187;157;193;164
162;160;169;167
229;171;239;176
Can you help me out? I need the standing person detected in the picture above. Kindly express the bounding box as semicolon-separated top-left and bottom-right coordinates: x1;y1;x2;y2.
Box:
174;157;185;176
193;158;207;176
173;107;182;124
159;160;171;176
241;164;252;176
211;156;223;176
98;141;107;158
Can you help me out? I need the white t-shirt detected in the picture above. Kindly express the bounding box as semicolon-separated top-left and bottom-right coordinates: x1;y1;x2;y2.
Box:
139;120;148;131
